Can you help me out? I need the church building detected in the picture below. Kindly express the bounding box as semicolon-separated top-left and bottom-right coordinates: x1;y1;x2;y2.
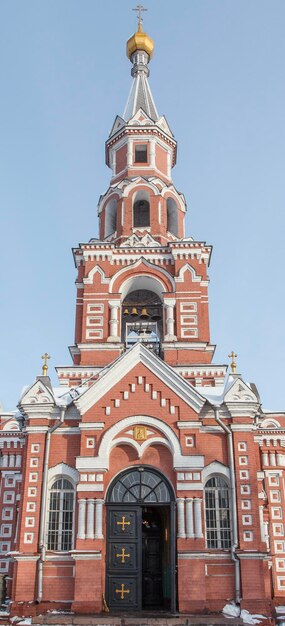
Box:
1;17;285;619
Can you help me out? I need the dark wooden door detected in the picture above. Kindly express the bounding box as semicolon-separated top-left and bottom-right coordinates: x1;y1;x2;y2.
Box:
142;507;163;608
106;504;174;611
106;507;142;609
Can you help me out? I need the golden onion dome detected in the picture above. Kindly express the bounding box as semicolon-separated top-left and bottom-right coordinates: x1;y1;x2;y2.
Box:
126;22;154;60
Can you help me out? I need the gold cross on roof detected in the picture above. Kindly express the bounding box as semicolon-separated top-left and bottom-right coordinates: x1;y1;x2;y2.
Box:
228;351;237;374
132;4;147;28
41;352;50;376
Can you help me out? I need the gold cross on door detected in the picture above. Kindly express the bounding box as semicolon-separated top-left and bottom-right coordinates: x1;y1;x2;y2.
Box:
116;516;130;531
115;583;130;600
116;547;130;563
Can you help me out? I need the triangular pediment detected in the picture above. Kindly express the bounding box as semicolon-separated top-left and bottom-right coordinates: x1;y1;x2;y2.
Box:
75;343;205;416
19;379;55;407
109;115;126;138
128;108;154;125
156;115;174;138
224;378;258;403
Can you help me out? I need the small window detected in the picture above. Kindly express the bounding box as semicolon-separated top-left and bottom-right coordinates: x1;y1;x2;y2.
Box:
135;144;147;163
47;478;74;551
205;476;231;549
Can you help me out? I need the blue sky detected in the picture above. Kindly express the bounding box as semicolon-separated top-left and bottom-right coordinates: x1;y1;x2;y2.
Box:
0;1;284;412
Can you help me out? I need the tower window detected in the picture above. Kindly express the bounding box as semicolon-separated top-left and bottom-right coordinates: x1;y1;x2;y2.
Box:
135;144;148;163
132;190;151;228
104;198;117;238
133;199;150;227
167;197;179;237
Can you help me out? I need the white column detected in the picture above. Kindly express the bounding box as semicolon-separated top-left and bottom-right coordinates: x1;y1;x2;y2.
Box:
112;150;116;176
107;301;120;342
2;455;8;468
185;498;194;538
177;498;186;538
193;498;203;538
259;505;266;543
150;139;155;168
167;151;171;178
164;300;177;341
9;454;15;467
158;201;162;224
95;499;104;539
276;453;285;466
127;140;133;167
262;452;269;467
269;451;276;466
86;498;95;539
77;498;86;539
16;455;21;467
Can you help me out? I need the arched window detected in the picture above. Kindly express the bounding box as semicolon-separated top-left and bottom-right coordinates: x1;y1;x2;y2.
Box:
205;476;231;549
133;190;150;228
104;198;117;238
166;197;178;237
108;468;173;503
47;478;75;551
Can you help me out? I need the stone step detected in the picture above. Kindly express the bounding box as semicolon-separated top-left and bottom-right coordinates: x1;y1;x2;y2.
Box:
30;615;245;626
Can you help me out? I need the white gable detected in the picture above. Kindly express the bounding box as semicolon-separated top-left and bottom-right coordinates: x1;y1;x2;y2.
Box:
224;378;258;403
75;343;205;416
19;379;55;407
109;115;125;137
156;115;174;138
128;108;154;125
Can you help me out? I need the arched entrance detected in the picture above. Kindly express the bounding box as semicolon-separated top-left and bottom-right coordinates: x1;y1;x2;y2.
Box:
106;466;176;612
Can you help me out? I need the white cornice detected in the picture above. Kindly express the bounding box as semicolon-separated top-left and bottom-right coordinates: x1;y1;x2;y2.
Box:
225;402;260;419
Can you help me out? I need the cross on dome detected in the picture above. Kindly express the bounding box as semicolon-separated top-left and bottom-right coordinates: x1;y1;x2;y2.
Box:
132;4;147;30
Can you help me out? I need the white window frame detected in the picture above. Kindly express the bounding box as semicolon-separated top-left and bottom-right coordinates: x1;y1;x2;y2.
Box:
204;475;231;549
46;477;75;552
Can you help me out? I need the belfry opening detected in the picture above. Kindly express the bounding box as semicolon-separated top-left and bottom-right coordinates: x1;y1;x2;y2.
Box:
106;467;175;612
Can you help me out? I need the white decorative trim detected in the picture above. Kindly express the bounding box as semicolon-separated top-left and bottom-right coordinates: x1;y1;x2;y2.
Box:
79;423;105;430
109;257;175;295
83;265;110;285
177;483;203;491
76;415;204;472
175;264;202;283
260;418;281;429
178;552;232;560
109;435;172;458
77;484;104;492
202;461;230;484
71;552;102;560
48;462;79;486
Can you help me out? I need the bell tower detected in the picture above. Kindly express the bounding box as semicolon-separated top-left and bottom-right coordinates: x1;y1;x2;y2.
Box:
57;20;215;388
99;21;185;246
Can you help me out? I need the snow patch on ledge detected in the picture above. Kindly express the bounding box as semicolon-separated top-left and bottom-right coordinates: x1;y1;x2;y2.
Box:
223;603;267;625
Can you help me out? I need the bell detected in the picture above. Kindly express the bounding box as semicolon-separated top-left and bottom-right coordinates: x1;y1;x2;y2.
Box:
151;309;162;321
140;307;150;320
123;308;129;315
130;307;139;317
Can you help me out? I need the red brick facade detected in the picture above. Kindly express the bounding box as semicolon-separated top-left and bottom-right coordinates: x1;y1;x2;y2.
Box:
1;23;285;620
